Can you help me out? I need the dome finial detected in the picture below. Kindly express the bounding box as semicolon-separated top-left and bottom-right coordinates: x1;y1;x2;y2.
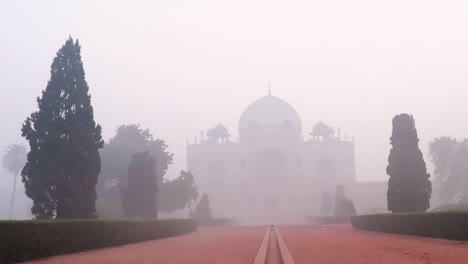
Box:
268;81;271;96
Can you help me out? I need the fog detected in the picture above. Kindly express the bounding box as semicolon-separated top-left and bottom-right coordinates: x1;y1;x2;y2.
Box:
2;0;468;219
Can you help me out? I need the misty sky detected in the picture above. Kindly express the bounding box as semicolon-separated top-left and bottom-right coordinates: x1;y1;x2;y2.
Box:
2;0;468;218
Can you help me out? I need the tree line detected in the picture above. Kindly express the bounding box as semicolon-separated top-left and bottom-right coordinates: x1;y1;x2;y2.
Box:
4;36;462;219
13;37;200;220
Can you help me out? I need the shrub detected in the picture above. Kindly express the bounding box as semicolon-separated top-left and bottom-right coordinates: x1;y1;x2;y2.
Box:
307;216;351;225
334;185;356;217
192;194;212;221
0;219;197;263
351;212;468;240
431;203;468;212
197;218;237;226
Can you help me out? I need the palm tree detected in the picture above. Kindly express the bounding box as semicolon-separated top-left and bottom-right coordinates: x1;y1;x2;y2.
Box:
2;144;27;219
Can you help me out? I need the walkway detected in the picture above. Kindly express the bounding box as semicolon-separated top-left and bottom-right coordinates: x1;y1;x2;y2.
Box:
24;225;468;264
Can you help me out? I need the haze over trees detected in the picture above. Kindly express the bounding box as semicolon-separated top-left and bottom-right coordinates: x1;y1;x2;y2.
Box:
192;193;212;221
122;151;158;220
2;144;27;218
387;114;432;213
21;37;103;219
334;185;356;217
98;124;198;218
97;124;172;218
159;170;198;213
429;137;468;204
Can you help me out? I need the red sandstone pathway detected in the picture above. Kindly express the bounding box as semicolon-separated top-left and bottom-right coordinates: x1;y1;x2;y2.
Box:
23;227;266;264
23;225;468;264
280;225;468;264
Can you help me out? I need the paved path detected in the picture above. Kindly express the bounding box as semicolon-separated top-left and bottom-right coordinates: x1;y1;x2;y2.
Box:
23;227;265;264
280;225;468;264
25;225;468;264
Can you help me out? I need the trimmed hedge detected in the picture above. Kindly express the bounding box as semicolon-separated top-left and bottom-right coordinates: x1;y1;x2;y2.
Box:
197;218;237;227
0;219;197;263
307;216;351;225
351;212;468;241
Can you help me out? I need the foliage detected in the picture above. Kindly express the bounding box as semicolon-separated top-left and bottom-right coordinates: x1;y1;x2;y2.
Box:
334;185;356;217
308;216;351;224
159;170;198;213
192;194;212;220
429;137;468;204
196;218;236;226
2;144;27;176
206;124;230;142
21;37;103;219
99;124;172;191
2;144;28;218
311;121;334;139
431;203;468;212
0;219;197;264
386;114;431;212
121;152;158;220
97;124;173;218
351;212;468;241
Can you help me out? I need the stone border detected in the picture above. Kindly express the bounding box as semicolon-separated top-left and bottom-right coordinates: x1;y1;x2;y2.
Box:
274;226;296;264
253;226;271;264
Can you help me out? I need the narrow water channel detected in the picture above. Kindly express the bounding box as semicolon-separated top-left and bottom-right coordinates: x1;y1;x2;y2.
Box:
266;228;283;264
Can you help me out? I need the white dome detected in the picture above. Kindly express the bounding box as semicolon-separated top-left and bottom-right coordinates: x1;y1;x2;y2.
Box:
239;95;302;134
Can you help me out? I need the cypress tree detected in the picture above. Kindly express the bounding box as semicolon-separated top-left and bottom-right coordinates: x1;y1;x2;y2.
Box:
122;151;158;220
387;114;431;212
21;37;103;219
192;194;212;220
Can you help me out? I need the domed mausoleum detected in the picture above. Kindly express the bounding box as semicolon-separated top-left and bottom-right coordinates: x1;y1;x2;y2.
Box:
239;95;302;133
187;93;386;223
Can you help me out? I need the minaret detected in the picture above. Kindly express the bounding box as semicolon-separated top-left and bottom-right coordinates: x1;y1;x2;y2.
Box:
268;81;271;96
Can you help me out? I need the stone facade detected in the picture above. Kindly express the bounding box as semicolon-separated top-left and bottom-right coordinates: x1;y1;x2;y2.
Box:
187;94;386;223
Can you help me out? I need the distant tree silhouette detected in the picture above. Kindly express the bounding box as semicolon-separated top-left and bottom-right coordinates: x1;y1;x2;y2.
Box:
97;124;172;218
192;194;212;220
207;124;230;143
22;37;103;219
2;144;27;219
334;185;356;217
122;151;158;220
429;137;468;203
158;170;198;213
387;114;431;212
99;125;172;192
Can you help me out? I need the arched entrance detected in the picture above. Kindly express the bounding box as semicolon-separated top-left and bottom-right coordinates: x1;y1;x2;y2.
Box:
206;160;228;184
254;146;287;183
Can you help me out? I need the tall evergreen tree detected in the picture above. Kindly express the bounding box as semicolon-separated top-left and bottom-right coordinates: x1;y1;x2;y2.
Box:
97;124;173;218
387;114;431;212
122;151;158;220
21;37;103;219
192;194;212;221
